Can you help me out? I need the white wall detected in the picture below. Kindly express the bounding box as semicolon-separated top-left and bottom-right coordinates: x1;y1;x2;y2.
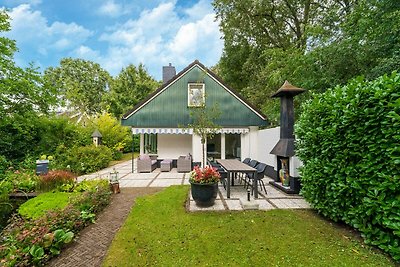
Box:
192;134;203;163
157;134;192;159
257;126;302;177
257;127;280;167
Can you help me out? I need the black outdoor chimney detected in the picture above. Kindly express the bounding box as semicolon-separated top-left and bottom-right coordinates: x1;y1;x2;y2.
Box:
270;80;305;157
162;63;176;84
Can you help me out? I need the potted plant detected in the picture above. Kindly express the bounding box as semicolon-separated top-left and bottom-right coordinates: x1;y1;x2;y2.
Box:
189;166;221;207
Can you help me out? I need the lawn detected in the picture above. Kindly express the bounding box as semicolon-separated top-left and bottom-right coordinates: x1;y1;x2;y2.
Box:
103;186;395;266
109;152;138;166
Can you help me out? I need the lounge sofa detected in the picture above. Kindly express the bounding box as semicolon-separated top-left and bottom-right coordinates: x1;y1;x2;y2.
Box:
177;154;192;172
137;154;157;173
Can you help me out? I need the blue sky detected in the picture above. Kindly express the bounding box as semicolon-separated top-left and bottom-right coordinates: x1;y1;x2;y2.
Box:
0;0;224;80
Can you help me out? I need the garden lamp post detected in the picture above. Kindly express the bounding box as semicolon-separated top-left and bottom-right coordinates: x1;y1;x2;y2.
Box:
109;168;120;193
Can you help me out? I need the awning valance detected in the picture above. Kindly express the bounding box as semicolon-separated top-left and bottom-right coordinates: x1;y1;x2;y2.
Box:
131;128;249;135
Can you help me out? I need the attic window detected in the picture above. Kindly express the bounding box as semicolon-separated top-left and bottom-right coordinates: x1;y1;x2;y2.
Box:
188;83;205;107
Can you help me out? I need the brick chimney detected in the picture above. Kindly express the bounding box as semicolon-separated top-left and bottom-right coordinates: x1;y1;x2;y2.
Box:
162;63;176;84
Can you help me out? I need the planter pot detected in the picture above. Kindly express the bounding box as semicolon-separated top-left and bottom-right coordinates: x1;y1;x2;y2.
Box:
190;182;218;207
110;183;120;194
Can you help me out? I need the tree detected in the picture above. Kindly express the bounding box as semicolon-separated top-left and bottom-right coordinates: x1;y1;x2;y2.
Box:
213;0;400;123
44;58;111;122
0;10;56;119
103;64;160;118
188;104;221;167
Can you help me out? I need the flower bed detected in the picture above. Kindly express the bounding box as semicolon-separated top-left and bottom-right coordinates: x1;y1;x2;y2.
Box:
0;180;111;266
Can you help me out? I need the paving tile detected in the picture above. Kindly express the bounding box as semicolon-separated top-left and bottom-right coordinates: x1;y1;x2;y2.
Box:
189;200;225;211
122;173;158;179
119;179;151;187
255;199;275;210
149;179;182;187
268;198;292;209
157;172;185;179
225;199;242;210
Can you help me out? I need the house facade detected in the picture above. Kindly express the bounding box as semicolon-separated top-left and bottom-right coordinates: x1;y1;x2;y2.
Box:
121;60;268;165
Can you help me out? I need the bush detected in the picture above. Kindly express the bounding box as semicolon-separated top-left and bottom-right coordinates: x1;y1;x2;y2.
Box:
91;113;132;158
296;72;400;261
37;170;76;192
2;170;38;193
0;180;111;266
18;192;76;219
59;145;113;175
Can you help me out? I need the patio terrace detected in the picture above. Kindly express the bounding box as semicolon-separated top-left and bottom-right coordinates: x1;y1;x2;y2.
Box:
77;159;311;212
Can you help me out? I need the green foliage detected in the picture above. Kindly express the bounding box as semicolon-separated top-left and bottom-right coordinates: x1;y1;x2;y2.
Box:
0;11;57;119
214;0;400;124
34;115;92;156
59;145;113;175
2;170;38;193
0;181;110;266
18;192;76;219
103;64;160;118
91;113;133;158
44;57;111;117
295;72;400;261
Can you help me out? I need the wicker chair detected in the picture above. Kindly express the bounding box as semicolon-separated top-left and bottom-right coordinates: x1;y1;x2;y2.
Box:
137;154;157;173
177;155;192;172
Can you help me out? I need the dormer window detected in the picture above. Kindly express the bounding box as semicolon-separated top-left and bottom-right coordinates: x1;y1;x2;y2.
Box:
188;83;205;107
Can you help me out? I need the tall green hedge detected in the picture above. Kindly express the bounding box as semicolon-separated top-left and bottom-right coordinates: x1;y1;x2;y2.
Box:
295;72;400;261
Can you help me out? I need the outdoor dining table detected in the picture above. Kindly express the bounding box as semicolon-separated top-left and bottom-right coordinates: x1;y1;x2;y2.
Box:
216;159;258;199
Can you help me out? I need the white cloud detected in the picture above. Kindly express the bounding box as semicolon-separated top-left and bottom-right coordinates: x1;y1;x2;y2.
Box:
97;1;223;78
7;4;92;56
97;0;128;18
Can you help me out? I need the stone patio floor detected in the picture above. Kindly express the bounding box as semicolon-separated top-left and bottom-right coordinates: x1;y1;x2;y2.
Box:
78;159;311;211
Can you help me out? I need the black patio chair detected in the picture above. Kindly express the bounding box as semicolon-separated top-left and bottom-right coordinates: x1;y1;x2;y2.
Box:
242;158;251;165
245;162;267;195
237;158;251;184
209;161;228;190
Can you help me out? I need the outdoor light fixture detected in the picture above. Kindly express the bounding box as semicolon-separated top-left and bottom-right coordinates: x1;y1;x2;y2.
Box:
109;168;120;193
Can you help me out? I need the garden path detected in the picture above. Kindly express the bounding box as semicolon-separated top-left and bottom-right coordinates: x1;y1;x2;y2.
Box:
47;187;162;267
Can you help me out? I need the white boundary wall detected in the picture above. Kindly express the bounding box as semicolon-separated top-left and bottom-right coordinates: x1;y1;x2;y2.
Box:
256;127;302;177
257;127;280;168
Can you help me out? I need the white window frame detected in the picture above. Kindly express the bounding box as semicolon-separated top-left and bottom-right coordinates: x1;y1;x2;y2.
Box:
187;83;205;107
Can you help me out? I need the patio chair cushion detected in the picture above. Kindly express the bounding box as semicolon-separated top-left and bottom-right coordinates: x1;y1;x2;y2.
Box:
139;154;150;160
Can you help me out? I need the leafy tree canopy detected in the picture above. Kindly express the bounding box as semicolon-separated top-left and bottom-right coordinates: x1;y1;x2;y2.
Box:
0;10;56;119
103;64;160;118
44;58;111;117
213;0;400;124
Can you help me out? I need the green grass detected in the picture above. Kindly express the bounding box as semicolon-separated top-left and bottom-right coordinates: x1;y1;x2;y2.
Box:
103;186;395;266
18;192;77;219
109;152;138;167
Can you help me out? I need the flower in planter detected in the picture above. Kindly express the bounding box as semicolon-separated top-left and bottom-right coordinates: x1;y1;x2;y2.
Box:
189;166;221;184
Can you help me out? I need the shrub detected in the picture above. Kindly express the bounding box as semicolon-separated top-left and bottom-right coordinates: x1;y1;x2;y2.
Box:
37;170;76;191
2;170;38;193
296;72;400;261
91;113;133;158
18;192;77;220
0;180;111;266
60;145;113;175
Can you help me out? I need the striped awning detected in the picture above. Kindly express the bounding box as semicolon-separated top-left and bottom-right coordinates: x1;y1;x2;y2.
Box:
131;128;249;134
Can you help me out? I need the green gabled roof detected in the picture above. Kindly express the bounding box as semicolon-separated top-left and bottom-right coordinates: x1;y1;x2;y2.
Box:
121;60;268;127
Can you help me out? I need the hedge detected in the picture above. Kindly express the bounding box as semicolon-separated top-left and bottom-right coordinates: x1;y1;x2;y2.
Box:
295;72;400;261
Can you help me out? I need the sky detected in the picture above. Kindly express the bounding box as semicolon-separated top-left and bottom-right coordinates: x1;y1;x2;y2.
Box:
0;0;224;80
